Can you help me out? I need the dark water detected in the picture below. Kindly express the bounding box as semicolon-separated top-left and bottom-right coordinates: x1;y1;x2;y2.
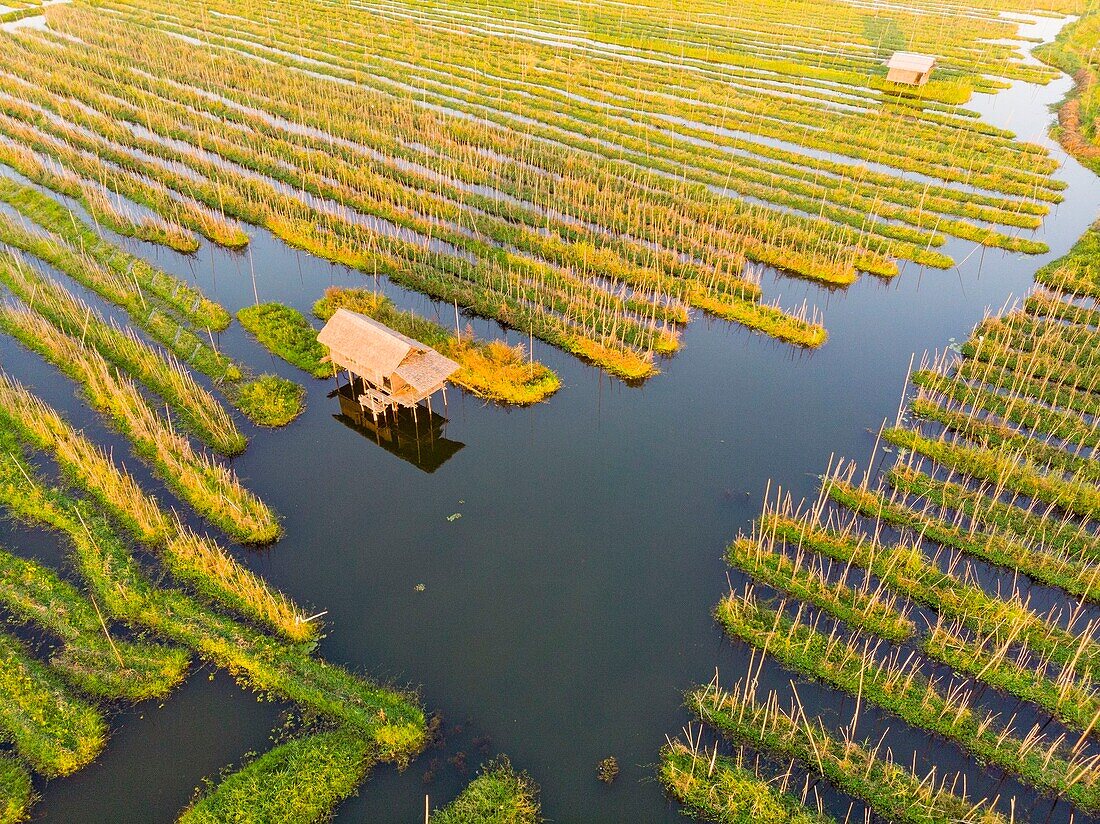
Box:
2;16;1100;823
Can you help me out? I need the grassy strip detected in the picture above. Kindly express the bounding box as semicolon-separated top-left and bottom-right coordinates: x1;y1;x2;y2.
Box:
1036;19;1100;175
0;754;32;824
315;288;561;405
0;86;674;378
827;477;1100;602
0;177;217;325
238;303;329;378
0;373;309;639
0;629;107;778
1025;288;1100;330
180;728;376;823
755;512;1100;680
0;209;237;380
659;740;836;824
0;309;281;544
0;252;245;454
688;678;1008;824
912;368;1100;453
431;758;540;824
955;356;1100;421
724;538;914;642
0;214;301;429
962;335;1100;397
925;619;1100;734
883;426;1100;522
0;444;426;763
909;395;1100;484
714;589;1100;811
0;546;190;701
0;94;249;251
1035;222;1100;297
886;465;1100;564
0;141;200;254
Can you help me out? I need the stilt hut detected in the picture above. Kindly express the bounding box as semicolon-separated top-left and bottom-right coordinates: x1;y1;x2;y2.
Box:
884;52;936;86
318;308;459;421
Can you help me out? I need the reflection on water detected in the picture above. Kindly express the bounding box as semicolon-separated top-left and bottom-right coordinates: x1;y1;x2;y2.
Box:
333;379;464;473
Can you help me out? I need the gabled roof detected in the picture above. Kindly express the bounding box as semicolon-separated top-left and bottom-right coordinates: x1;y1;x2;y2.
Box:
885;52;936;73
318;308;416;376
396;347;460;393
317;308;459;393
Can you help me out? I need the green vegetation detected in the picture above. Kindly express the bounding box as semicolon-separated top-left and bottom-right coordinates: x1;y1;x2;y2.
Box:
659;739;836;824
750;511;1100;680
0;754;32;824
234;375;307;428
827;476;1100;601
0;545;190;701
0;142;200;254
0;183;303;428
431;759;540;824
2;0;1061;365
689;677;1008;824
714;588;1100;810
1035;220;1100;297
725;535;914;642
0;630;107;778
315;287;561;404
0;178;217;322
0;374;309;639
0;252;246;454
688;204;1100;820
0;310;281;544
238;303;330;378
0;439;426;764
180;728;376;823
1036;13;1100;173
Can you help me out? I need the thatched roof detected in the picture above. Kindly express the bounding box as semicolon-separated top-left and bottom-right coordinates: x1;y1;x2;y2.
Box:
885;52;936;73
318;308;459;394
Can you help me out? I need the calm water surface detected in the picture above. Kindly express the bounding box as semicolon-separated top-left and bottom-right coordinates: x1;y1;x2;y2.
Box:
3;18;1100;823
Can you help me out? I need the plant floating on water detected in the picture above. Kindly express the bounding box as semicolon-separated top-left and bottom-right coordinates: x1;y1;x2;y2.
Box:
596;756;619;784
237;302;330;378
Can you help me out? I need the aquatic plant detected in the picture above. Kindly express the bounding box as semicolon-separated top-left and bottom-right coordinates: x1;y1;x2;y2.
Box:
714;587;1100;810
238;302;330;378
0;312;280;544
659;737;836;824
431;758;540;824
0;629;108;778
688;674;1009;824
180;728;377;823
0;754;32;824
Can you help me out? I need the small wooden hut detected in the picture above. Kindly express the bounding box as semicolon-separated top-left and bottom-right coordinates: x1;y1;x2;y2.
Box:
884;52;936;86
318;308;459;421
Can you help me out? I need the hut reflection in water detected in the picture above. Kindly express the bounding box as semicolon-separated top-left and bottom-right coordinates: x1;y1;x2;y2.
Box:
332;379;464;473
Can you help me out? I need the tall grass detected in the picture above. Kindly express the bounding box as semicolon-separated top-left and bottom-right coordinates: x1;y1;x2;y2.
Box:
0;754;32;824
659;737;836;824
715;586;1100;810
0;312;280;544
0;442;426;764
0;545;190;701
0;375;310;640
689;674;1009;824
0;252;245;454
